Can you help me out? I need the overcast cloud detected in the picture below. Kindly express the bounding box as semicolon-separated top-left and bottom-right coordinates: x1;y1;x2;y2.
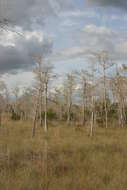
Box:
86;0;127;10
0;0;74;30
0;30;53;73
0;0;64;73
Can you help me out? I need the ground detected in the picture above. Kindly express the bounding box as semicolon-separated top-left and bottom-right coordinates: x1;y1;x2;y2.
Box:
0;121;127;190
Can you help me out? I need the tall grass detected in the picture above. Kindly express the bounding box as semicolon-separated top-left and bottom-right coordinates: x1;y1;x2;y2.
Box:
0;121;127;190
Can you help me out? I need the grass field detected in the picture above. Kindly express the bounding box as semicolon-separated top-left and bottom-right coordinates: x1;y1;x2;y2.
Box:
0;121;127;190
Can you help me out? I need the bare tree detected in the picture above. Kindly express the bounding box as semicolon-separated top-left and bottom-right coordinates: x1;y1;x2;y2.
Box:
42;62;54;132
75;70;89;126
84;54;99;136
54;87;63;121
12;86;20;118
64;73;75;125
89;62;96;137
34;55;44;128
96;51;114;128
111;64;127;127
33;56;54;133
32;89;40;137
0;80;8;126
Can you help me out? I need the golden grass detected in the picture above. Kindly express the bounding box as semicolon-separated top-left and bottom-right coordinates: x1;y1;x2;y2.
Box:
0;121;127;190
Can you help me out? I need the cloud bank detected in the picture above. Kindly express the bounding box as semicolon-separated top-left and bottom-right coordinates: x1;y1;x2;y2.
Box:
0;0;74;30
86;0;127;10
0;30;53;73
53;24;127;63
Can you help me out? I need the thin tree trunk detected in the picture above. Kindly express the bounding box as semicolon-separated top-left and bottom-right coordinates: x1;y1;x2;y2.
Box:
104;66;108;128
67;103;71;124
44;83;48;132
120;104;124;128
104;100;108;128
82;81;86;127
90;96;94;137
40;89;43;128
32;96;39;138
94;111;97;128
59;104;62;121
82;104;86;126
32;107;38;138
90;111;94;137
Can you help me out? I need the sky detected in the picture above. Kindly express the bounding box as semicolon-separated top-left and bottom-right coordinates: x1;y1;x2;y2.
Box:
0;0;127;91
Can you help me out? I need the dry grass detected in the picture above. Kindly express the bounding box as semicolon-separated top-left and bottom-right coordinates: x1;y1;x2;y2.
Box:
0;121;127;190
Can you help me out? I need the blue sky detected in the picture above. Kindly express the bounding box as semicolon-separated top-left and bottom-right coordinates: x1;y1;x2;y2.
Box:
43;0;127;74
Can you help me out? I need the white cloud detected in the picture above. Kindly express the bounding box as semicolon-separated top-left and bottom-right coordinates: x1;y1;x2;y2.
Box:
52;24;127;63
2;71;34;93
111;14;127;22
83;24;117;36
52;47;87;61
80;24;118;53
60;19;78;27
0;31;16;47
0;28;45;47
59;9;99;18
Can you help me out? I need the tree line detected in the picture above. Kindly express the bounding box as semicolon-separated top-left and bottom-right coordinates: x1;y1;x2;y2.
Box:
0;50;127;137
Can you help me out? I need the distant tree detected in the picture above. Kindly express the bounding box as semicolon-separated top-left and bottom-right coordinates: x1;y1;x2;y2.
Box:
0;80;8;126
75;69;89;126
95;51;114;128
89;60;96;137
42;62;54;132
33;56;55;134
33;55;44;128
12;86;20;119
111;64;127;127
64;73;75;125
54;87;64;121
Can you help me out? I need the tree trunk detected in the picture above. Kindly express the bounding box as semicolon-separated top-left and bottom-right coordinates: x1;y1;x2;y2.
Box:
82;104;86;126
104;99;108;128
59;104;62;121
90;96;94;137
32;97;39;137
40;89;43;128
104;67;108;128
44;83;48;132
32;113;37;138
67;103;71;124
90;111;94;137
